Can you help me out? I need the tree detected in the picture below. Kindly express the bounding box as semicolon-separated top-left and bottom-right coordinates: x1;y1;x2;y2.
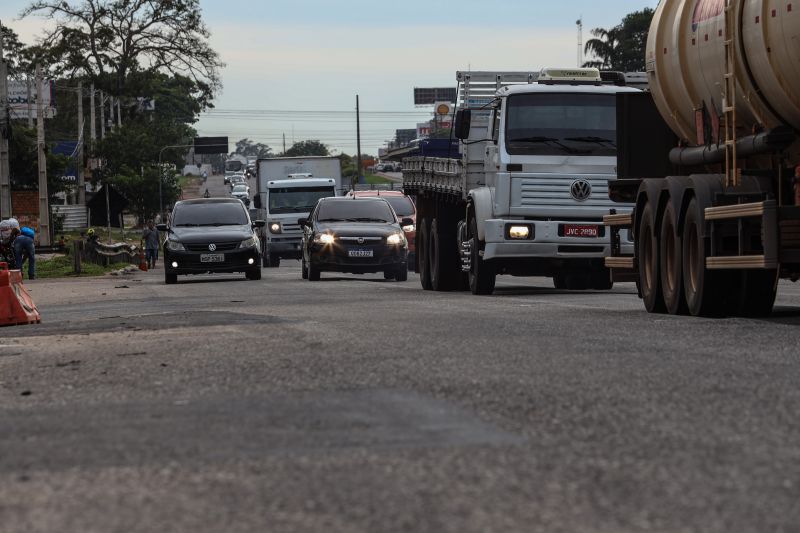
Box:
284;140;329;157
583;8;654;72
7;124;72;202
20;0;224;101
107;165;179;224
234;138;273;159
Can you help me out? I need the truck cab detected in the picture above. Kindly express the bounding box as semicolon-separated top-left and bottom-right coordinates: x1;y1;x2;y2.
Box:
256;178;337;267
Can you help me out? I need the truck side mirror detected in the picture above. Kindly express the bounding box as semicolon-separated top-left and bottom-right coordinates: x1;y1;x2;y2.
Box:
454;109;471;140
253;195;261;209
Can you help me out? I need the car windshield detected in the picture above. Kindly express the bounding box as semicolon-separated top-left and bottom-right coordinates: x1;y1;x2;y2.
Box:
383;196;414;217
225;161;244;172
505;93;617;156
232;185;247;193
172;202;249;226
317;200;396;223
269;186;335;214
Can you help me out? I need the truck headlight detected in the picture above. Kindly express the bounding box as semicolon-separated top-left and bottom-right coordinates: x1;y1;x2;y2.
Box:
386;232;405;246
269;222;281;234
507;225;533;240
314;233;335;245
166;240;185;252
240;236;259;249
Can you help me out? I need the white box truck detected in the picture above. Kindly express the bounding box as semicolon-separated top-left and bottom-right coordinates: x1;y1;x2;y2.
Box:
253;156;343;267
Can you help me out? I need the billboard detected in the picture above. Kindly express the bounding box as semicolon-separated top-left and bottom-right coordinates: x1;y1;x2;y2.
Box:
194;136;229;155
413;87;456;106
7;79;57;119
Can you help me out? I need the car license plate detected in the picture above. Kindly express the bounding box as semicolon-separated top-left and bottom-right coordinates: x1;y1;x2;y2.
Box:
200;253;225;263
563;224;600;238
348;249;374;258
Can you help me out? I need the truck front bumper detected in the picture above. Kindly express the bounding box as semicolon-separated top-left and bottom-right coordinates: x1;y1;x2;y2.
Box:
266;236;303;257
482;219;633;261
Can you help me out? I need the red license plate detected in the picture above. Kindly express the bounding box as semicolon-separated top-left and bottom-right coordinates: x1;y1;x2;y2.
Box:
563;224;599;238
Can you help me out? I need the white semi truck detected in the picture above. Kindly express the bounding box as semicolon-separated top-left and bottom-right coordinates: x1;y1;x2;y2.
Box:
603;0;800;317
403;68;642;294
252;156;343;267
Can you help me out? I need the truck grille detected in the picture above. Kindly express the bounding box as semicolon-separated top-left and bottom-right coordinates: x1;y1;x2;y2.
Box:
512;177;618;211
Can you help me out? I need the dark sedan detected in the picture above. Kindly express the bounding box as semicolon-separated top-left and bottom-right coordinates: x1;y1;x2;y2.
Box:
158;198;265;284
299;197;411;281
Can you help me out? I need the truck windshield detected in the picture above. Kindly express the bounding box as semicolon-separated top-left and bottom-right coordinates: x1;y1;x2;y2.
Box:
269;186;335;214
505;93;617;156
225;160;244;172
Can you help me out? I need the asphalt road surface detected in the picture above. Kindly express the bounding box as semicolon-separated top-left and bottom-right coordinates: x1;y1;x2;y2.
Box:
2;265;800;533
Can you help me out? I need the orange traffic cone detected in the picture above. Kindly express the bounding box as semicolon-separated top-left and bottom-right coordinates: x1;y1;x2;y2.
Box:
138;244;148;271
0;262;41;327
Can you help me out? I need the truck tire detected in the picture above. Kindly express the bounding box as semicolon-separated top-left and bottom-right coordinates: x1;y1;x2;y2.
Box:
682;197;722;317
468;217;495;295
737;269;778;317
429;218;456;291
417;218;433;290
659;201;687;314
307;261;320;281
638;201;666;313
265;253;280;268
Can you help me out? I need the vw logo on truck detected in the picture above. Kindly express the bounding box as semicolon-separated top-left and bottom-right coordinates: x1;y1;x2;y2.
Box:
570;179;592;202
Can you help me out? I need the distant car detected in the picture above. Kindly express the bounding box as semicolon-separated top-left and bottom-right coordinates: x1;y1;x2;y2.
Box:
158;198;265;284
229;175;246;189
299;197;411;281
347;190;417;270
231;184;250;205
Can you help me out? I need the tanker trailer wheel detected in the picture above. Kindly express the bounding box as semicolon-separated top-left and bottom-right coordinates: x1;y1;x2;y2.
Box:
682;197;723;317
468;217;496;295
737;269;778;317
430;218;457;291
659;202;688;315
638;202;666;313
417;217;433;290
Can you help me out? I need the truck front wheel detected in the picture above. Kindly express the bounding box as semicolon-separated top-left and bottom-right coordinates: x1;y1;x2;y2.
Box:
468;217;495;295
638;202;666;313
417;218;433;290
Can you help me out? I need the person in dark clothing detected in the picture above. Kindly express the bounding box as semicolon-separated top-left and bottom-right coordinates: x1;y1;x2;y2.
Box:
142;220;160;269
12;224;35;280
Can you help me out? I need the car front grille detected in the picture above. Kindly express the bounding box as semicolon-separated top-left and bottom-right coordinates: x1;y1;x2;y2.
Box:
185;241;240;252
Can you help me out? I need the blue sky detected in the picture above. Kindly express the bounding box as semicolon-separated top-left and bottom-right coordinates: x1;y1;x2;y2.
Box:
2;0;660;155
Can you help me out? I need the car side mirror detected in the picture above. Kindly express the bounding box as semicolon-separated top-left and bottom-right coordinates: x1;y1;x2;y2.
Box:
454;109;471;140
297;218;308;227
156;224;168;232
253;220;266;228
401;217;414;227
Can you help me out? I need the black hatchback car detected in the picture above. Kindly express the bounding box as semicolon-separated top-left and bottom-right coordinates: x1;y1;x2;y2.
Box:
299;197;411;281
158;198;265;284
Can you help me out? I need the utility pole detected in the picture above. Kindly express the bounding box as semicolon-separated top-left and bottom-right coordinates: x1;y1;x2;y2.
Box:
76;81;85;204
0;20;11;219
108;95;114;132
282;133;286;155
36;64;51;245
576;17;584;68
89;83;96;143
26;76;33;127
100;90;106;138
116;98;121;128
356;95;363;186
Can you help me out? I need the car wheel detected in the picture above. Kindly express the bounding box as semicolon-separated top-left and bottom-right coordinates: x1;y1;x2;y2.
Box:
301;257;309;279
246;267;261;280
395;268;408;282
308;260;320;281
165;272;177;285
383;270;394;280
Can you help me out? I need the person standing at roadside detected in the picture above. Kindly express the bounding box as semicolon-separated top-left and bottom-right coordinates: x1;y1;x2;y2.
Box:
142;220;160;269
11;220;35;280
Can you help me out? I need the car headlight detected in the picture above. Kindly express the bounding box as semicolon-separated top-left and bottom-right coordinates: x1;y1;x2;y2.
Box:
402;224;415;232
240;236;259;249
314;233;335;245
166;240;185;252
269;222;282;234
386;232;405;246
